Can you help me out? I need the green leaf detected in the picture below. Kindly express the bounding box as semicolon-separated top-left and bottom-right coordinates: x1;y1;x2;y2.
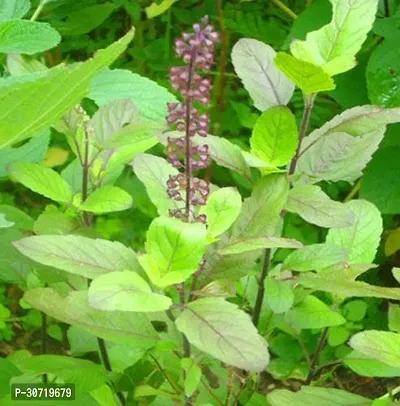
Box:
274;52;335;94
218;237;303;256
0;359;22;397
0;0;30;22
286;184;355;228
344;351;400;377
349;330;400;368
268;386;372;406
290;0;379;76
283;243;348;272
89;69;177;121
286;295;345;329
393;267;400;283
265;278;294;314
8;162;72;203
0;30;134;148
204;187;242;240
326;200;382;264
327;326;350;347
132;153;179;216
14;235;140;279
0;20;60;54
180;358;202;397
0;205;33;230
145;0;178;18
24;288;158;348
88;271;172;312
389;304;400;333
80;186;133;214
250;106;298;167
0;213;14;229
175;298;269;371
139;217;206;287
342;300;368;322
231;38;294;111
33;206;79;235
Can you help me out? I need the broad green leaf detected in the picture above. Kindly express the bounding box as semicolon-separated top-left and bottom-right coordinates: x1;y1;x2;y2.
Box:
88;271;172;312
175;298;269;371
297;273;400;300
274;52;335;94
0;359;22;397
0;0;30;22
290;0;379;76
0;20;60;54
43;147;69;168
24;288;158;348
286;295;345;329
89;69;177;121
132;153;179;216
326;200;382;263
204;187;242;239
0;205;33;230
34;206;79;235
344;351;400;377
139;217;206;287
328;326;350;347
80;186;133;214
342;300;368;322
268;386;372;406
0;213;14;228
349;330;400;368
14;235;140;279
8;162;72;203
231;38;294;111
286;184;355;228
250;106;298;167
0;30;134;148
228;174;289;242
265;278;294;314
389;304;400;333
146;0;177;18
219;236;303;256
283;243;348;272
180;358;202;397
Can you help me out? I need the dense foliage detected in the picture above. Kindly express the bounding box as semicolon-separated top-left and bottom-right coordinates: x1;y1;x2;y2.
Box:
0;0;400;405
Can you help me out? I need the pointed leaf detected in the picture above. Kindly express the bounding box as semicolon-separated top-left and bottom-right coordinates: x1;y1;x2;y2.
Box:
80;186;133;214
231;38;294;111
175;298;269;371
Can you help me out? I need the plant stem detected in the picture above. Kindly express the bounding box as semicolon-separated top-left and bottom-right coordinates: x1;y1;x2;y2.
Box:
271;0;298;20
344;179;361;202
30;0;45;21
306;327;328;384
41;313;48;384
252;248;271;326
150;355;182;395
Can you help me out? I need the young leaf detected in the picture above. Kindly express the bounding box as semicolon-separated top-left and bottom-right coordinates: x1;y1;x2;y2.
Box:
80;186;133;214
88;271;172;312
286;184;355;228
13;235;140;279
265;278;294;314
268;387;372;406
204;187;242;239
274;52;335;94
0;30;134;148
231;38;294;111
344;351;400;377
326;200;382;263
132;153;179;216
283;243;348;272
175;298;269;371
349;330;400;368
180;358;202;397
24;288;159;347
290;0;379;76
139;217;206;288
0;0;30;22
0;20;60;54
89;69;177;121
250;106;298;167
8;162;72;203
286;295;345;329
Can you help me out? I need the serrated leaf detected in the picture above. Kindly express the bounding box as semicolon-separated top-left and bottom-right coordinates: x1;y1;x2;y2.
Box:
283;243;348;272
274;52;335;94
290;0;379;76
13;235;140;279
204;187;242;239
0;0;30;22
286;295;345;329
250;106;298;167
24;288;158;348
175;298;269;371
8;162;72;203
219;237;303;255
286;184;355;228
326;200;382;264
265;278;294;314
231;38;294;111
0;20;60;54
89;69;176;121
80;186;133;214
344;350;400;377
0;30;134;148
350;330;400;368
88;271;172;312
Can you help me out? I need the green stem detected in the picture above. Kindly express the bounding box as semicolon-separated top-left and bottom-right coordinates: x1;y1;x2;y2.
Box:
271;0;298;20
41;312;48;384
31;0;45;21
306;327;328;384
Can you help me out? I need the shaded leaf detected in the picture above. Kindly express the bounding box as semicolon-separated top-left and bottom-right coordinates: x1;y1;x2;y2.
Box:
0;0;30;22
80;186;133;214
